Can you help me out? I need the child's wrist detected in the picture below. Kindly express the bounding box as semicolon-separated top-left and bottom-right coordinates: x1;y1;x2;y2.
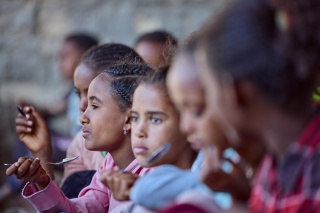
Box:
35;173;50;190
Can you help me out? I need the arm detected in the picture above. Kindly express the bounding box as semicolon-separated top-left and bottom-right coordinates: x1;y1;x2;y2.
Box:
130;165;200;210
7;156;110;212
16;106;54;179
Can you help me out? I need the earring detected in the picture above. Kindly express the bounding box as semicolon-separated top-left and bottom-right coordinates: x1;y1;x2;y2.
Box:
123;128;128;135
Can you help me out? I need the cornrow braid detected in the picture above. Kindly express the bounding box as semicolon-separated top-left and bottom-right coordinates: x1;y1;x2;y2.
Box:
82;43;144;73
103;61;154;112
105;63;151;77
110;77;140;111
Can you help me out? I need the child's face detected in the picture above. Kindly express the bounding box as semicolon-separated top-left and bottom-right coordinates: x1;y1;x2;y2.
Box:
74;63;98;114
131;84;189;167
167;54;229;151
197;49;243;147
59;41;83;81
80;74;128;151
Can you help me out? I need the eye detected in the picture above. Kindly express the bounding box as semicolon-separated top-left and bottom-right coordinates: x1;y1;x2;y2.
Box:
192;109;204;117
151;117;162;124
91;104;99;110
131;115;139;122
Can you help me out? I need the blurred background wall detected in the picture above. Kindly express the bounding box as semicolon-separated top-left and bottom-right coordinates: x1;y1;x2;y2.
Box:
0;0;228;208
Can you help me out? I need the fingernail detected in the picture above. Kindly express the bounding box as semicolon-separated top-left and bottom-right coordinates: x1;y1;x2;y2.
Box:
27;128;32;132
26;106;30;111
14;162;19;167
27;121;33;125
26;114;30;119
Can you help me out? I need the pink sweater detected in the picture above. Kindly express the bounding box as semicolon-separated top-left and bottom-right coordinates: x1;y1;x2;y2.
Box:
22;154;150;212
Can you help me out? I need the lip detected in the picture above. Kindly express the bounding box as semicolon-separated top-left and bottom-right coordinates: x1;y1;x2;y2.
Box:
133;144;148;154
82;127;91;138
189;139;205;151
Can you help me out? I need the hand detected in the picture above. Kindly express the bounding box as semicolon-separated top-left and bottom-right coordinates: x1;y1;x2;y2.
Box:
6;157;50;190
16;106;51;155
201;145;251;202
100;169;139;201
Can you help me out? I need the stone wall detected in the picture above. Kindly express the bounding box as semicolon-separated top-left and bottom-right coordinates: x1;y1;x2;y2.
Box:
0;0;229;185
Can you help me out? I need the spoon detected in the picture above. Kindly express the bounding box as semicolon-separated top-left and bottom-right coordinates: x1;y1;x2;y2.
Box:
144;143;171;166
4;155;80;166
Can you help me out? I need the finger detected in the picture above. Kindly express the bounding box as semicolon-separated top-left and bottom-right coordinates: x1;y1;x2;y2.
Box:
16;158;33;178
203;145;220;171
29;106;46;127
28;166;43;183
16;125;32;134
16;117;33;127
24;158;41;179
6;157;30;176
6;162;21;176
120;179;130;199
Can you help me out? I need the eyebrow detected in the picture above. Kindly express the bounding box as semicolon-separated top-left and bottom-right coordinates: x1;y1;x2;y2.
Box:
89;96;102;104
147;111;167;116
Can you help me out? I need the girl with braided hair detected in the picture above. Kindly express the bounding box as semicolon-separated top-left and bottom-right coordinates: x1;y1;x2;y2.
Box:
15;43;145;199
8;48;154;212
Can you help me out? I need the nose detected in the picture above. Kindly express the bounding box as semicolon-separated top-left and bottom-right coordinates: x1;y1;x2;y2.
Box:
180;113;194;135
80;108;89;125
133;120;147;139
79;96;88;114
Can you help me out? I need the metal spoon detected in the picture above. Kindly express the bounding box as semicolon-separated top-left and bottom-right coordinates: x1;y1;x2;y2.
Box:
4;155;80;166
144;143;171;166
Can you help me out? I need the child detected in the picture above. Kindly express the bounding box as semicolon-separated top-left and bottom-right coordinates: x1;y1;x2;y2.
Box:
134;30;178;69
196;0;320;211
165;34;265;212
0;33;98;203
101;68;202;212
7;61;153;212
15;44;145;198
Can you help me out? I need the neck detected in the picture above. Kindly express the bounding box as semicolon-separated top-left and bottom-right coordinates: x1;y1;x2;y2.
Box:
261;108;314;163
108;134;135;170
174;143;197;170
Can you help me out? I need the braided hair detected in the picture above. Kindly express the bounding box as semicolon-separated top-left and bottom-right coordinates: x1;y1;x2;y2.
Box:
81;43;144;74
103;61;154;112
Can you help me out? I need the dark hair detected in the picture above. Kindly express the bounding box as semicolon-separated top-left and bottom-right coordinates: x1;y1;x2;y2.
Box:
81;43;144;74
65;33;99;53
103;61;154;111
135;31;178;68
198;0;320;113
135;30;177;47
142;66;169;86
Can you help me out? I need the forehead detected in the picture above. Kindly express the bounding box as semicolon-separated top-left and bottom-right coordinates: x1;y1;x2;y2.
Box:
88;74;112;98
133;84;173;111
168;55;204;100
74;63;97;82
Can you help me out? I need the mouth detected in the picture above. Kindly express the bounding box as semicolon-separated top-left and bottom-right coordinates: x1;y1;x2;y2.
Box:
189;139;205;151
133;145;148;155
82;128;91;138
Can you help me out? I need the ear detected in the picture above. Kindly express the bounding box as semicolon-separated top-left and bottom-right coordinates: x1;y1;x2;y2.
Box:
123;109;132;132
229;80;257;109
